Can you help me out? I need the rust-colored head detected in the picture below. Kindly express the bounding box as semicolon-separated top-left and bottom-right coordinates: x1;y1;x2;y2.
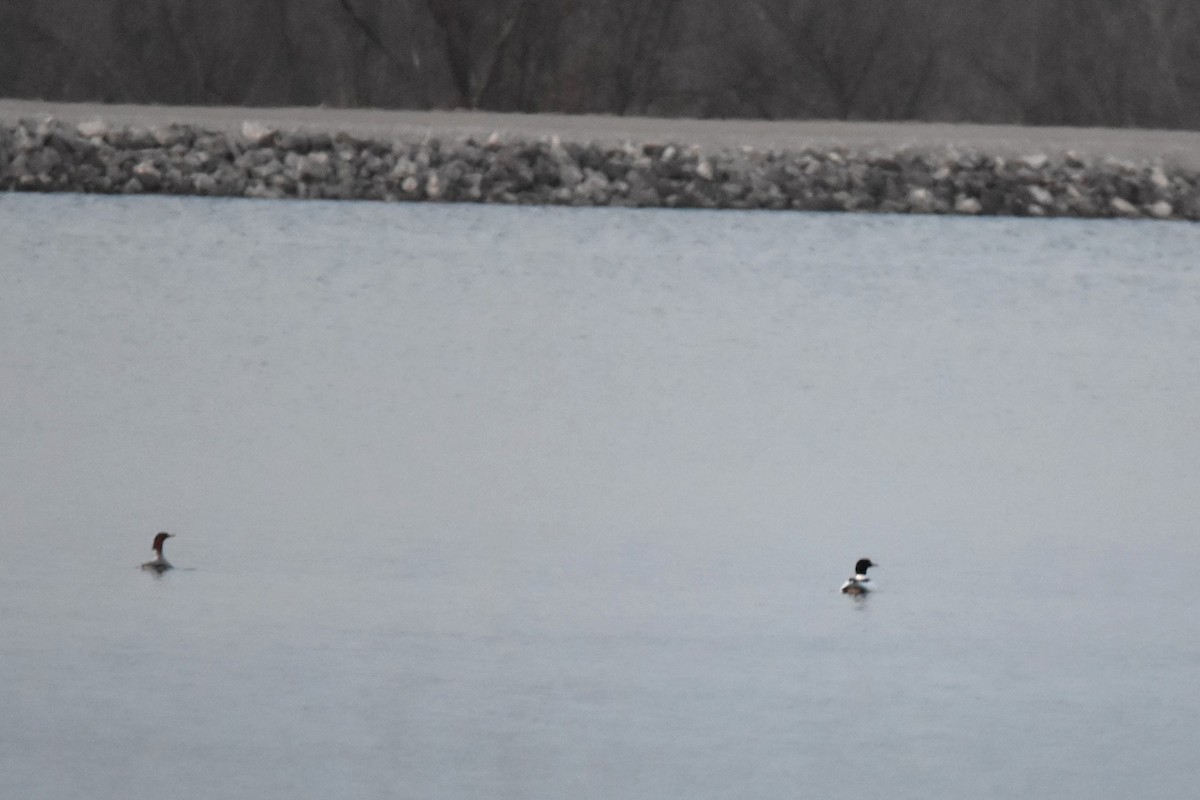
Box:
152;532;173;554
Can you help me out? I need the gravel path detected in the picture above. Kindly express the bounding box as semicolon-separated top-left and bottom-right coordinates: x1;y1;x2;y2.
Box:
5;99;1200;167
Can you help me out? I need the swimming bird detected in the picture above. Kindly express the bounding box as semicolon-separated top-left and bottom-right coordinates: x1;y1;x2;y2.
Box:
141;532;174;572
840;558;876;595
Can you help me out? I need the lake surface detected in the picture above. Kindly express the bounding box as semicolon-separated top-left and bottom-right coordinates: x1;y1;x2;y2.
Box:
2;194;1199;800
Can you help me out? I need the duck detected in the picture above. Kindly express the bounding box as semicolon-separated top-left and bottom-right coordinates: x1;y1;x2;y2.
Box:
141;532;174;572
840;558;876;595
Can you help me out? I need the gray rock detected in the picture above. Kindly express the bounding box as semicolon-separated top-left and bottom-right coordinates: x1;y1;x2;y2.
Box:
241;121;276;145
906;187;935;212
954;195;983;215
1027;185;1054;207
76;119;108;139
1109;197;1140;217
1147;200;1174;219
4;116;1199;221
132;160;161;190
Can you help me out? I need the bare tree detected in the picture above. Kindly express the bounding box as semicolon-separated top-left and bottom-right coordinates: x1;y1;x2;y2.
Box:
952;0;1200;129
600;0;685;114
489;0;582;111
4;0;1200;128
425;0;534;108
0;0;128;101
724;0;943;120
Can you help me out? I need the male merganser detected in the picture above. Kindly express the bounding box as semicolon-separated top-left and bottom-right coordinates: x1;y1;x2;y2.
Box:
141;532;174;572
840;558;876;595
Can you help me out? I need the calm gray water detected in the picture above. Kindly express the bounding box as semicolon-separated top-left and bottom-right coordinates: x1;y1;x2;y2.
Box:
2;194;1199;799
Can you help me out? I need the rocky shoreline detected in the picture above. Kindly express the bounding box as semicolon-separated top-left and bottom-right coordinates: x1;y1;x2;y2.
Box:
3;115;1199;220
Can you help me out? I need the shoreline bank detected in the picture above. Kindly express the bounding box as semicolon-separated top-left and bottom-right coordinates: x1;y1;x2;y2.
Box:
3;101;1199;219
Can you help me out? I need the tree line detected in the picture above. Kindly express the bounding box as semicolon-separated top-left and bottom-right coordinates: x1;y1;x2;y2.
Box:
3;0;1199;130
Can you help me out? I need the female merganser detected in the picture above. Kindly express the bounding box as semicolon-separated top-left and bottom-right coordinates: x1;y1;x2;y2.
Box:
840;558;876;595
141;532;174;572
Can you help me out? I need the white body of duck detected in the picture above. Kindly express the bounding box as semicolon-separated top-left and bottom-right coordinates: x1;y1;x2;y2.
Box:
141;532;174;572
840;558;876;595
